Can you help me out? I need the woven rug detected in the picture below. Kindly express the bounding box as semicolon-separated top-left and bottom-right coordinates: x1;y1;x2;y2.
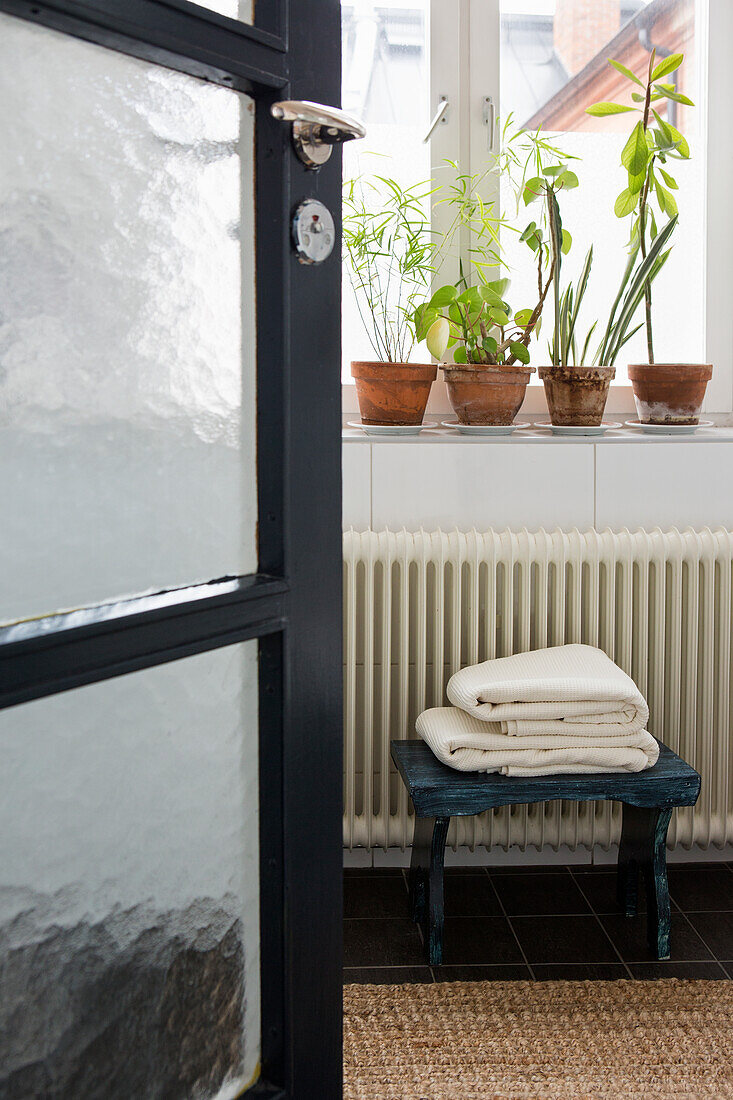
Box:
343;980;733;1099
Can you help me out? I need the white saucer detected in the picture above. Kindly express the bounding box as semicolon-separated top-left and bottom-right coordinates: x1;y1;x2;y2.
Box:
347;420;437;436
534;421;622;437
441;420;530;436
625;419;713;435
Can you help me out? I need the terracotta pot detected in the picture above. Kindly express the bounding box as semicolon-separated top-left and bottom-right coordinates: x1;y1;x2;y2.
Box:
538;365;615;427
628;363;713;425
351;361;437;425
441;362;535;425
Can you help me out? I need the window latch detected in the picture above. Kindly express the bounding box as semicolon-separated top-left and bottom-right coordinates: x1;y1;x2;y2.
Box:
422;96;449;144
483;96;496;152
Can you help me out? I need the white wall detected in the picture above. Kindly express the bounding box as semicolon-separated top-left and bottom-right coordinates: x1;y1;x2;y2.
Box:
343;429;733;531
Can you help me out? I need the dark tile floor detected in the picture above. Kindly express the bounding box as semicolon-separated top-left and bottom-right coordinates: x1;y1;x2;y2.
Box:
343;862;733;983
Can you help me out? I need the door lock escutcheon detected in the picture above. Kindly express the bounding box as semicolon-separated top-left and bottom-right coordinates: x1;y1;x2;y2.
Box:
271;100;366;169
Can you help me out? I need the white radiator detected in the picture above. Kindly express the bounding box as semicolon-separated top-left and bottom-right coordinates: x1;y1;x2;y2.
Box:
343;528;733;852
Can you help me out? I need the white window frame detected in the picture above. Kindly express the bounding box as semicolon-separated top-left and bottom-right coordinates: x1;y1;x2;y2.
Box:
343;0;731;417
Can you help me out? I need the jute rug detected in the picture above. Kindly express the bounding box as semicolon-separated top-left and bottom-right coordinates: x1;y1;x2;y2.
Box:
343;980;733;1099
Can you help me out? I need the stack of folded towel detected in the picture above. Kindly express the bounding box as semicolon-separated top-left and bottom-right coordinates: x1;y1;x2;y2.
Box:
417;644;659;776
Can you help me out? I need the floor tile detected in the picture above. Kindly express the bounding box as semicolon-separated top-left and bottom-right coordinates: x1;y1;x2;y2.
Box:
442;916;525;966
493;872;591;916
343;918;424;968
600;912;713;962
668;866;733;912
685;911;733;959
343;867;403;877
512;915;619;965
343;874;409;919
532;963;628;980
628;961;729;980
488;864;571;875
343;966;433;984
444;873;503;917
572;870;652;915
432;964;531;981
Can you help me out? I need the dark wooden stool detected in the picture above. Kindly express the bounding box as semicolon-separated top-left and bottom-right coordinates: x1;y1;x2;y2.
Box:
391;739;701;966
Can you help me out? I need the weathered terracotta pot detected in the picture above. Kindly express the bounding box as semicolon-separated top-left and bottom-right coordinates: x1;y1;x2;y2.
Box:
441;363;534;425
351;361;437;425
538;365;615;427
628;363;713;425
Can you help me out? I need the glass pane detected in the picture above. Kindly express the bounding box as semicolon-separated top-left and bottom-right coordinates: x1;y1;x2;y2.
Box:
341;0;431;375
0;14;257;624
193;0;254;21
500;0;703;381
0;641;260;1096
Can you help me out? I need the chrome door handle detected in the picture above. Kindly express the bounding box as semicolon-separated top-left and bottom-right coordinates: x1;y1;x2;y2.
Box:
271;100;366;169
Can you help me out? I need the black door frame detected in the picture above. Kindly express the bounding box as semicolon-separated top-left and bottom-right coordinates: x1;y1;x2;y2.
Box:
0;2;343;1098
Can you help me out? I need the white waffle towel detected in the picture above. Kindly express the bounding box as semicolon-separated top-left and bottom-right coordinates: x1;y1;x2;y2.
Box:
417;706;659;776
446;644;649;737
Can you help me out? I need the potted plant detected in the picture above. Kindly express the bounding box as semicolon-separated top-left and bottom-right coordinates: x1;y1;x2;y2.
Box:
540;214;679;424
587;49;711;424
515;161;617;427
416;276;541;424
413;127;581;425
343;175;438;425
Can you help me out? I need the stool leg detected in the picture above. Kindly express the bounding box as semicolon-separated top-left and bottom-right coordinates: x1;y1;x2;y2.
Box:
617;806;640;916
408;816;432;925
618;804;673;960
408;815;450;965
643;808;673;961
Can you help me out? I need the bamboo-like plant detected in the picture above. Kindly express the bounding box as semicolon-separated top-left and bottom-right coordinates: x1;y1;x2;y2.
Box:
586;49;693;363
342;174;438;362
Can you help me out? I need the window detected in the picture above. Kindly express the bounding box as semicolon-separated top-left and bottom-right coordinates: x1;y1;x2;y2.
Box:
342;0;732;411
341;1;431;374
500;0;703;382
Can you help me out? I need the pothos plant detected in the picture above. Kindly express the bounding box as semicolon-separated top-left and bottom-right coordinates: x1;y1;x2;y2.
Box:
586;49;693;363
418;125;578;367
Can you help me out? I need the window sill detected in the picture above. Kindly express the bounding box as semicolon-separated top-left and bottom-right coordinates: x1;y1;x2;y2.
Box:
343;420;733;444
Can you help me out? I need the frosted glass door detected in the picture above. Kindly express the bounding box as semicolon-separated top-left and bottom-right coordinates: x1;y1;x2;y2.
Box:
0;642;260;1097
0;14;258;624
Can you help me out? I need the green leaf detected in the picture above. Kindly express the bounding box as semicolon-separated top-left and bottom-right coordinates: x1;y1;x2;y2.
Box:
479;285;503;307
519;221;537;242
452;345;467;364
556;169;579;190
509;341;530;364
666;121;690;158
653;84;694;106
485;277;511;298
658;165;678;190
522;176;544;204
621;121;650;176
489;308;509;326
541;164;566;177
608;58;644;87
652;110;675;148
513;308;533;328
429;285;457;308
561;228;572;255
655;181;678;217
650;52;684;82
586;101;637;116
614;188;638;217
413;304;437;341
631;92;645;103
482;335;498;356
628;168;645;195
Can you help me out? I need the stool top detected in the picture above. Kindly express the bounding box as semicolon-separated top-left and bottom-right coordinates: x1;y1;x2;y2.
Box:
391;739;701;818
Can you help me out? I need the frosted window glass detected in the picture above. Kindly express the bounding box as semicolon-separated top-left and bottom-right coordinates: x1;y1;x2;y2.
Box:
0;641;260;1097
0;14;257;624
195;0;254;20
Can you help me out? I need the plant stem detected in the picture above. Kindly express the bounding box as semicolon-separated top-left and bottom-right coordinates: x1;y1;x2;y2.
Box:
641;49;655;364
